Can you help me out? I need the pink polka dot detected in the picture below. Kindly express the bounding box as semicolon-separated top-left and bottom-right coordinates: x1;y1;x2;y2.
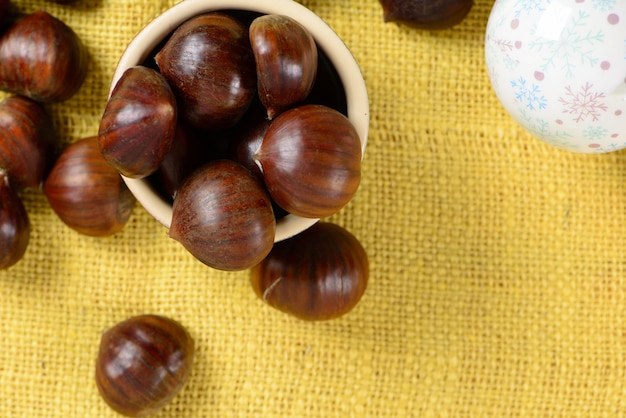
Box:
576;0;584;3
608;14;620;25
556;119;563;125
612;134;619;138
601;61;611;70
589;144;601;148
534;71;544;81
511;19;519;29
616;110;622;116
515;41;522;49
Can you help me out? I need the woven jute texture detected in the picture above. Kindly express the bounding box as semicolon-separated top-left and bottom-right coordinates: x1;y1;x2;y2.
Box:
1;0;625;416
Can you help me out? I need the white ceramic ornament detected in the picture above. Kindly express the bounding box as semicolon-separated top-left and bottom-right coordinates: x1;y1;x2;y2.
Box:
485;0;626;153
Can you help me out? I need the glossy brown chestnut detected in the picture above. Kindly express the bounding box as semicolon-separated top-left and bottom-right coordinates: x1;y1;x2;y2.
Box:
0;95;57;191
250;222;368;321
95;314;194;417
98;65;177;179
159;126;200;198
169;159;276;271
43;136;135;237
0;9;88;102
379;0;473;29
255;104;362;218
0;170;29;270
155;12;256;131
149;123;223;200
249;14;318;119
228;97;271;180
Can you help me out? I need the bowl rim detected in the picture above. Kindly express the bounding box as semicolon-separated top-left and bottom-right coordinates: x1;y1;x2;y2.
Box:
111;0;370;242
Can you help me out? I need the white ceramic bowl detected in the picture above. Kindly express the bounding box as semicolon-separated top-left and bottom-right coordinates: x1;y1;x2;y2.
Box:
485;0;626;153
110;0;369;242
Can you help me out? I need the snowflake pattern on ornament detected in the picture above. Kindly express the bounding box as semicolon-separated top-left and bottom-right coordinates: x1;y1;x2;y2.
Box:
513;0;551;17
529;10;604;78
583;125;608;141
511;77;547;110
591;0;616;12
518;109;575;149
558;83;608;122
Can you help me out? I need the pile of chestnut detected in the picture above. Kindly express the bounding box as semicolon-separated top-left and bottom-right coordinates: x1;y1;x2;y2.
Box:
0;2;480;417
0;6;371;321
0;5;372;418
99;12;362;266
0;7;88;269
0;9;370;417
93;12;370;417
96;10;370;320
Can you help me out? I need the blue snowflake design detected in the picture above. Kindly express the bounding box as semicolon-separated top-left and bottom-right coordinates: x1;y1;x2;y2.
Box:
529;10;604;78
517;109;576;149
583;125;608;141
513;0;551;18
511;77;547;110
591;0;616;12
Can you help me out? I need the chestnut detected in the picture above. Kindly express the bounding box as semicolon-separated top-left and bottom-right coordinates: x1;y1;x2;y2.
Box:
43;136;135;237
379;0;473;29
249;14;317;119
0;169;29;270
250;222;368;320
155;12;256;131
98;65;177;179
0;95;57;191
228;97;271;180
169;159;276;271
226;99;290;220
95;314;194;417
0;9;88;102
254;104;362;218
149;123;225;200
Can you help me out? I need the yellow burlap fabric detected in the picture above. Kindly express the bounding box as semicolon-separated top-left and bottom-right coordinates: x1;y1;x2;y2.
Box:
1;0;625;416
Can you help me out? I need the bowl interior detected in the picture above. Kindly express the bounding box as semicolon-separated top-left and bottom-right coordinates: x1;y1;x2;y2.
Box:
111;0;369;242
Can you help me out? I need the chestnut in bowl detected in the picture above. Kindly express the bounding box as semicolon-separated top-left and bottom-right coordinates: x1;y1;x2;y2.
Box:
108;0;369;243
